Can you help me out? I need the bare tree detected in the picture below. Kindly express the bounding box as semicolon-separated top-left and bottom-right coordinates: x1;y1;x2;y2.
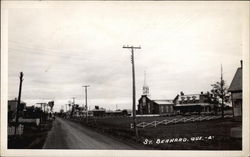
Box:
211;78;230;118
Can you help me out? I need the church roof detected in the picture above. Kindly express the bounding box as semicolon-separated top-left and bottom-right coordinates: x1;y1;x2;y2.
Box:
152;99;173;105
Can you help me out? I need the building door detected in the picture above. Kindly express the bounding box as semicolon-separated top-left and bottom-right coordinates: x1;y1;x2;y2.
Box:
234;99;242;116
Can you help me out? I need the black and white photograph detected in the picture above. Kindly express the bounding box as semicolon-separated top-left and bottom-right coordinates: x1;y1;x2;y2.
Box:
1;1;249;157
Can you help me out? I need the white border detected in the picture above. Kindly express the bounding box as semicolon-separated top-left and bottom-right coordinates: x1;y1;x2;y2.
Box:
1;1;249;157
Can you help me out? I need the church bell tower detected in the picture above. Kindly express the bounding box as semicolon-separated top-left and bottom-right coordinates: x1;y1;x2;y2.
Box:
142;71;149;96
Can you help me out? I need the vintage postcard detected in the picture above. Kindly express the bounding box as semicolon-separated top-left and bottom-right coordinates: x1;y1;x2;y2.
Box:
1;1;249;157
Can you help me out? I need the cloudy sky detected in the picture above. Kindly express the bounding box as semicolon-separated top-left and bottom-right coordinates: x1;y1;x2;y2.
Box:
7;2;247;112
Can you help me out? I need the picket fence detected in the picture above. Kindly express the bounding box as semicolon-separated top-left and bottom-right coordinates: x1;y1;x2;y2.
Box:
8;124;24;136
131;115;233;129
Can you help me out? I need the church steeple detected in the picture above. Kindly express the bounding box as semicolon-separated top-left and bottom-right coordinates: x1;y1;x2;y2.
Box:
143;71;149;96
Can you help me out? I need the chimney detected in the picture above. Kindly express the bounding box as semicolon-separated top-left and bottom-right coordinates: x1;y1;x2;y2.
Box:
240;60;243;68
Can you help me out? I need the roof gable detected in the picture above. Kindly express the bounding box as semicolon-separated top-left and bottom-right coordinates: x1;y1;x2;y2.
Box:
228;68;242;92
178;94;200;101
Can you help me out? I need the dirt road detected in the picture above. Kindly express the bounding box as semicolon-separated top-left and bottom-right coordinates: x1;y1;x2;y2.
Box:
43;117;139;149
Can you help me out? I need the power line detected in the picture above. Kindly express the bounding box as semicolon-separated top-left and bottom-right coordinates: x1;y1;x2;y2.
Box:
9;42;124;62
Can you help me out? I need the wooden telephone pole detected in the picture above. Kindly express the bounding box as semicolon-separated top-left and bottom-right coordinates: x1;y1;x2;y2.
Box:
122;45;141;140
36;102;47;123
220;64;224;118
72;97;76;105
65;104;68;112
82;85;90;123
15;72;24;136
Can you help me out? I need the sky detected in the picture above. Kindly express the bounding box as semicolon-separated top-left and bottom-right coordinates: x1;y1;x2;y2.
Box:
7;2;247;112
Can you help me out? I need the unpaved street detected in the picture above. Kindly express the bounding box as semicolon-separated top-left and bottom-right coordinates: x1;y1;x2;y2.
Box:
43;117;139;149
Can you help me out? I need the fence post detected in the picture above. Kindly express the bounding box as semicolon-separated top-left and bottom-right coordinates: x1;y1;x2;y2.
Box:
131;123;133;129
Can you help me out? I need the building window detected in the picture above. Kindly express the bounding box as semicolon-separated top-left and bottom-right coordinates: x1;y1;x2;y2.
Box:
161;106;164;113
140;104;143;114
148;103;150;114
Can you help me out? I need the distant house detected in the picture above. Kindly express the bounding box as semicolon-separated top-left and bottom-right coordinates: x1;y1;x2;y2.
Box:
8;98;26;113
228;61;242;117
23;106;42;119
105;110;129;117
137;95;174;115
8;98;26;121
92;106;106;117
71;104;86;118
173;92;214;115
124;109;132;116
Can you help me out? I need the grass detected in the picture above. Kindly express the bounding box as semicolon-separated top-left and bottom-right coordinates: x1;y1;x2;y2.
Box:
137;118;242;150
70;115;242;150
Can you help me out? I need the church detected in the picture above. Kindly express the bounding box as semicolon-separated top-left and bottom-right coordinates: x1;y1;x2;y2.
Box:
137;72;175;115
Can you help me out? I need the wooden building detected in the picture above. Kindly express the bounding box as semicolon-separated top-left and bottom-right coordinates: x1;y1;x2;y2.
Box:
173;92;214;115
8;99;26;121
137;95;174;115
228;61;242;117
92;106;106;117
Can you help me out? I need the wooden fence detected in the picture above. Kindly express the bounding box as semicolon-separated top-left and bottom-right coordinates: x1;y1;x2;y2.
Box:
8;124;24;136
131;115;233;128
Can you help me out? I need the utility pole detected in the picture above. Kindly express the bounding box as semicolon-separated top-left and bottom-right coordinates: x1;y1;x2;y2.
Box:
220;64;224;118
44;103;47;122
68;100;71;111
15;72;24;136
36;103;46;112
122;45;141;140
72;97;76;112
71;97;76;117
36;102;46;123
72;97;76;105
46;103;49;113
82;85;90;123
